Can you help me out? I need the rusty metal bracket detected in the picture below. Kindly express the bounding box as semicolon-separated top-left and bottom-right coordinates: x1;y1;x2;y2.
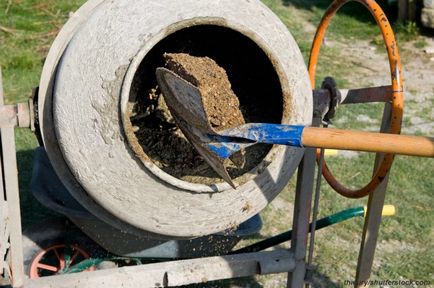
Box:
312;76;341;124
321;77;341;124
0;101;33;129
312;81;392;125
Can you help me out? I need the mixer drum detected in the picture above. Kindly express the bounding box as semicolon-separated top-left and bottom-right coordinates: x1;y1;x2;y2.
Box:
38;0;312;238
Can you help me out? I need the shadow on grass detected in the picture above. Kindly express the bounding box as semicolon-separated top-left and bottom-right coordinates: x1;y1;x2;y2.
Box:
178;277;263;288
282;0;396;23
309;269;342;288
17;149;60;229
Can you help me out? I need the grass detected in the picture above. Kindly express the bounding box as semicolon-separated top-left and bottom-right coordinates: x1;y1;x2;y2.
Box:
0;0;84;103
1;0;433;287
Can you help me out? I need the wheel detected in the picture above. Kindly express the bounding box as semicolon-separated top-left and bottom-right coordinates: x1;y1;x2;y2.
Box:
22;218;103;278
29;244;93;279
308;0;404;198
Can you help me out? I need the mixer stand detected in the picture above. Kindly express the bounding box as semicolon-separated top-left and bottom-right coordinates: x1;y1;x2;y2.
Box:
0;65;392;288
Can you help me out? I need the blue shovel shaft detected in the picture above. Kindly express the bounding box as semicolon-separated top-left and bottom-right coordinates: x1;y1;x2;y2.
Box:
207;124;305;159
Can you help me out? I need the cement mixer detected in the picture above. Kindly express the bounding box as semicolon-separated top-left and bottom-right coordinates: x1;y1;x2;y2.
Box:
0;0;432;287
37;0;311;239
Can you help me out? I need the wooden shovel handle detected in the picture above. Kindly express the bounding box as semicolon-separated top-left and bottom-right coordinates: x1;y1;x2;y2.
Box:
302;127;434;158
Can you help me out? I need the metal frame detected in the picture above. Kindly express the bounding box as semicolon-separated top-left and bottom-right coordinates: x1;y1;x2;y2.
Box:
0;68;9;286
355;103;393;287
0;64;392;287
287;147;316;287
0;67;26;288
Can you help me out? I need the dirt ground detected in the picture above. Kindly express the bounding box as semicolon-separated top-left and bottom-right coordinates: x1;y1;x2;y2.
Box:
333;37;434;135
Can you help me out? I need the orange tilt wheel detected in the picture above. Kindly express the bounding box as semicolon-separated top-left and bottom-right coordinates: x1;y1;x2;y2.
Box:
29;244;94;279
308;0;404;198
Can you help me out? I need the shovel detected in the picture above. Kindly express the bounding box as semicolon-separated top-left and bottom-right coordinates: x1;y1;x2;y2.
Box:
155;68;434;188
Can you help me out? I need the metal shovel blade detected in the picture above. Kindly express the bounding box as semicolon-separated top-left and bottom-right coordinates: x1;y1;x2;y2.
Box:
155;68;237;188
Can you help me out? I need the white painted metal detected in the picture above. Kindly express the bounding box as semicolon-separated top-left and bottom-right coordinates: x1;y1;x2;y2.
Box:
1;127;24;287
24;250;295;288
0;203;9;283
0;67;10;284
39;0;313;238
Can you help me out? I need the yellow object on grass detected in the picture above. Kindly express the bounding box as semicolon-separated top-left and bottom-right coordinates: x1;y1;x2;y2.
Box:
363;205;396;217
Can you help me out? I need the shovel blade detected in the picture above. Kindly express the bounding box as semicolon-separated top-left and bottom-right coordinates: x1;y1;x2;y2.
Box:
156;68;236;188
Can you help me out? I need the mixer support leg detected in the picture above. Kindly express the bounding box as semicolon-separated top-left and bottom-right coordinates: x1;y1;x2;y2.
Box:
355;103;392;287
1;128;24;288
287;147;316;288
0;67;25;287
